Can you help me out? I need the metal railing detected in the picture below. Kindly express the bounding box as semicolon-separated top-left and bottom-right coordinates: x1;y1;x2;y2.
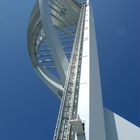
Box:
53;3;86;140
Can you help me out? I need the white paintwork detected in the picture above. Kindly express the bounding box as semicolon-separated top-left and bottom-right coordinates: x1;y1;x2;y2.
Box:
86;0;89;4
104;108;140;140
79;2;140;139
104;108;119;140
76;3;106;140
39;0;68;85
35;66;64;96
114;112;140;140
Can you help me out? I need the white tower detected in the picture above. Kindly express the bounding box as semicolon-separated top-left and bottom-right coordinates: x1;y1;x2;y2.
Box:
28;0;140;139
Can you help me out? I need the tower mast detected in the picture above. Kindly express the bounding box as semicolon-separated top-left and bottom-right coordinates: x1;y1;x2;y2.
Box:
53;1;107;139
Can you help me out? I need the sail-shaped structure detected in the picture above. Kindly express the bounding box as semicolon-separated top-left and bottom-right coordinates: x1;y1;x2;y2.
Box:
27;0;140;139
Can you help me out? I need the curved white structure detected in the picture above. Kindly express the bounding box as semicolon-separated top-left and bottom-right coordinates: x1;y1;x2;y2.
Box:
28;0;81;97
28;0;140;139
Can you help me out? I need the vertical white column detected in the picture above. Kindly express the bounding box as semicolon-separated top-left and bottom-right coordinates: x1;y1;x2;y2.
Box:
77;4;90;139
77;3;106;140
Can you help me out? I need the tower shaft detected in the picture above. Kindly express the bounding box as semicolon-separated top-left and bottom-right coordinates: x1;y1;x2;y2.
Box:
54;2;106;140
77;3;106;139
53;4;86;140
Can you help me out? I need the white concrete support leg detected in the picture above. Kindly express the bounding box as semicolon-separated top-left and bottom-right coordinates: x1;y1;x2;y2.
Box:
77;3;106;140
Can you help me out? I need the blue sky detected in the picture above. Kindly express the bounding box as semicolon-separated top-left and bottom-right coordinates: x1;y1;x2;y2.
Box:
0;0;139;140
